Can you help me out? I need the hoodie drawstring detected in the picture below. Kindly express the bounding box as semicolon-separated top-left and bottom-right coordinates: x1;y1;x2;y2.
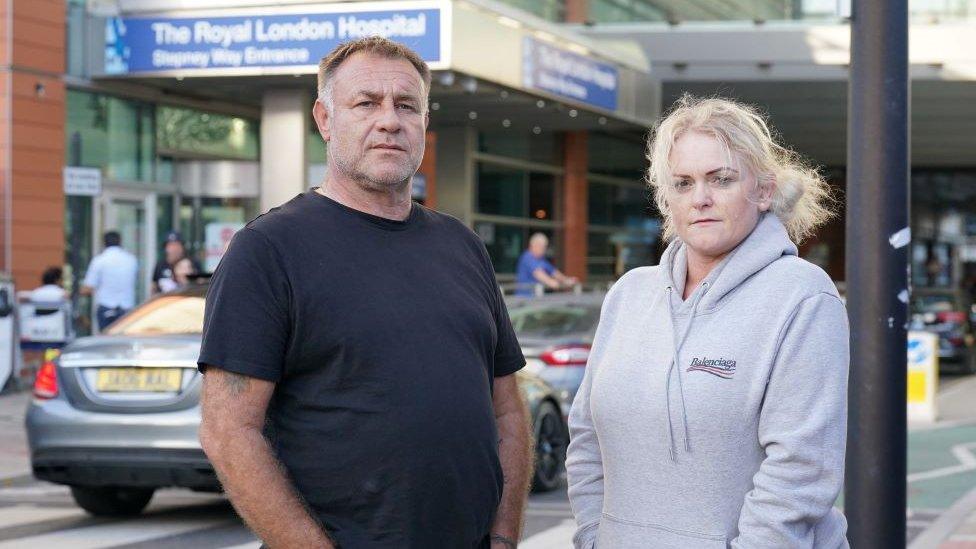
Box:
664;283;708;463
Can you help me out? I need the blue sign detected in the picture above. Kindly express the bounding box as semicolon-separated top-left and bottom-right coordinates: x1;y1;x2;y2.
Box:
104;5;443;75
522;37;618;111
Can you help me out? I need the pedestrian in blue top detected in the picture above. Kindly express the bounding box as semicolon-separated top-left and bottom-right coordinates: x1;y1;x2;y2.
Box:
515;233;578;296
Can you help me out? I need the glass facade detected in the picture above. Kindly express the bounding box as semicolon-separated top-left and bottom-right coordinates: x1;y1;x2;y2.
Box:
497;0;566;22
585;132;657;278
157;106;259;160
66;91;155;182
475;131;563;275
497;0;976;23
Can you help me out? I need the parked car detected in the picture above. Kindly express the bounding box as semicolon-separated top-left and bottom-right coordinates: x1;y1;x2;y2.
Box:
506;292;605;415
909;288;976;374
25;283;568;516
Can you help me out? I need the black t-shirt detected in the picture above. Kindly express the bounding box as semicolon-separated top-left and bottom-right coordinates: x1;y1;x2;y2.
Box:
198;191;525;548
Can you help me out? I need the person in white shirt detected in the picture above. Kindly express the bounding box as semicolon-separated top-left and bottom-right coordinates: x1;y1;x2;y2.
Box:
30;267;67;304
80;231;139;331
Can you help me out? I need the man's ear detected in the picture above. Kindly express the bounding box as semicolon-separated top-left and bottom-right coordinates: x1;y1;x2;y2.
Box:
312;99;331;142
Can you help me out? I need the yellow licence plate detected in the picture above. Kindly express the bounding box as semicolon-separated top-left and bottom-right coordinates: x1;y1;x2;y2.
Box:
95;368;183;393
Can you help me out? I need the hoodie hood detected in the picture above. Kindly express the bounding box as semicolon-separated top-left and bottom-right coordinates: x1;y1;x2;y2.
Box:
658;213;798;462
662;212;797;311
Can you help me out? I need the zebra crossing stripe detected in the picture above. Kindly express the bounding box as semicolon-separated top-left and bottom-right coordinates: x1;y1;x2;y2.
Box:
0;505;80;529
0;514;222;549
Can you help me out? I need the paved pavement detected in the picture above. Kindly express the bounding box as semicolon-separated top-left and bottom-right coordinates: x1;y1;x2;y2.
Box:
908;372;976;549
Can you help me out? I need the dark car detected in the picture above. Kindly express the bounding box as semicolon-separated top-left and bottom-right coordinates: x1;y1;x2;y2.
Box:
25;283;568;516
506;292;605;415
910;288;976;374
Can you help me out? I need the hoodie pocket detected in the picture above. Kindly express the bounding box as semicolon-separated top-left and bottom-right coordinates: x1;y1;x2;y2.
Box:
599;512;727;549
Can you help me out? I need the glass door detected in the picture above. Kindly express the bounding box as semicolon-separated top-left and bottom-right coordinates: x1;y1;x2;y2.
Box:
98;189;158;307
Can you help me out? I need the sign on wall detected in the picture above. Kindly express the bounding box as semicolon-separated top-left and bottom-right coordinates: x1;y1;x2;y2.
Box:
104;2;446;76
205;222;245;272
63;167;102;196
522;37;618;112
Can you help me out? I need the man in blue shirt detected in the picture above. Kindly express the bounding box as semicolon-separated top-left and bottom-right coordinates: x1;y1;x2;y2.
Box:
515;233;579;296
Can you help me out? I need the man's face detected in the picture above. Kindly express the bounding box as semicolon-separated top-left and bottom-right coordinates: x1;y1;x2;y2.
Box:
164;241;184;264
313;53;428;192
529;238;548;258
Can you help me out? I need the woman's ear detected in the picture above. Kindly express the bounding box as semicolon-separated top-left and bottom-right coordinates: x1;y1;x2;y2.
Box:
758;174;776;212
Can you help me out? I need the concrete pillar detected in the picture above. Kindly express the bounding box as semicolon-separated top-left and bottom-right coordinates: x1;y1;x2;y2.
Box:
563;131;588;281
260;89;309;212
434;127;475;224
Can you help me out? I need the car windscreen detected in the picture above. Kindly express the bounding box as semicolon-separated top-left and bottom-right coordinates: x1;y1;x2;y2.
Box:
105;294;206;336
508;304;600;337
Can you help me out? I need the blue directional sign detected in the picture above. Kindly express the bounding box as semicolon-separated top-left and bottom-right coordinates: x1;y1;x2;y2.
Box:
104;4;444;75
522;37;618;111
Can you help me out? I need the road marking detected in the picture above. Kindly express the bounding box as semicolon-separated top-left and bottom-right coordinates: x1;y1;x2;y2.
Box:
908;442;976;483
521;519;576;549
0;514;222;549
0;505;81;529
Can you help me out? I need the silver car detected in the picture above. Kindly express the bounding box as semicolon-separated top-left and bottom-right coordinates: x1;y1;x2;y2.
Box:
506;292;605;416
26;283;568;516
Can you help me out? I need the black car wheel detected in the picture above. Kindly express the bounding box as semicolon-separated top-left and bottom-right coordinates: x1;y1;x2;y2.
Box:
532;401;567;493
70;486;155;516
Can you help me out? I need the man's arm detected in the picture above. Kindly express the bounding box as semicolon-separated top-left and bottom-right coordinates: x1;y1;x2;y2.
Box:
489;374;533;548
199;366;334;549
531;268;562;290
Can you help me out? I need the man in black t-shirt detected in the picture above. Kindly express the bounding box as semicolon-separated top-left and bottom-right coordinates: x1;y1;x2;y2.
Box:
198;37;531;549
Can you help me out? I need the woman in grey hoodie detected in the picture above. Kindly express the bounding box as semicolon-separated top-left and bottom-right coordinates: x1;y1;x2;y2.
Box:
566;96;849;549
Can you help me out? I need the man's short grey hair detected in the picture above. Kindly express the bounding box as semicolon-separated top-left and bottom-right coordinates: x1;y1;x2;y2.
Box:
529;233;549;246
316;36;431;115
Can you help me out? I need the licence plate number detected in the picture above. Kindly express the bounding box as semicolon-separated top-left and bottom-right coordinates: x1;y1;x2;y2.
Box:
95;368;182;392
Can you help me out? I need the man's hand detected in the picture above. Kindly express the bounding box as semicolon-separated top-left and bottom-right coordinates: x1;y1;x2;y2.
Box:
199;366;335;549
490;374;533;545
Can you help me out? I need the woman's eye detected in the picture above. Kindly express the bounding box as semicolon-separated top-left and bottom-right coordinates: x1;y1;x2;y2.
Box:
673;179;693;192
711;177;733;188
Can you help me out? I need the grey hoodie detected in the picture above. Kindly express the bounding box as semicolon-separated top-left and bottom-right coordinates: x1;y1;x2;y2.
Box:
567;213;849;549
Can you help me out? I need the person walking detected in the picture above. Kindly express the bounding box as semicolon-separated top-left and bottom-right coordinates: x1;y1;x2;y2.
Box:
198;37;532;549
567;95;849;548
80;231;138;331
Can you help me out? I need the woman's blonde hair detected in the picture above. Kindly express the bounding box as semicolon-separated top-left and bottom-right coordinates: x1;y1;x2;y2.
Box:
646;94;835;243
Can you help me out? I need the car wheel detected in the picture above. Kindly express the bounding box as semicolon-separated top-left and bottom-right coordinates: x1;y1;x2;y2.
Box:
532;401;567;493
70;486;155;516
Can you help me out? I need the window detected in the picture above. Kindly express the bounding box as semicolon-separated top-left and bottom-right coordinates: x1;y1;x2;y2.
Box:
477;164;557;220
107;292;207;336
66;91;155;182
157;106;259;160
479;131;562;165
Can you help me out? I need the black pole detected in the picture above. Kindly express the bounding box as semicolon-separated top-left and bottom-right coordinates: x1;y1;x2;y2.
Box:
844;0;910;546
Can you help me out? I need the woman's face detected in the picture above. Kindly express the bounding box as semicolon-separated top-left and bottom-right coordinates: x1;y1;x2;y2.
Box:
667;131;770;265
